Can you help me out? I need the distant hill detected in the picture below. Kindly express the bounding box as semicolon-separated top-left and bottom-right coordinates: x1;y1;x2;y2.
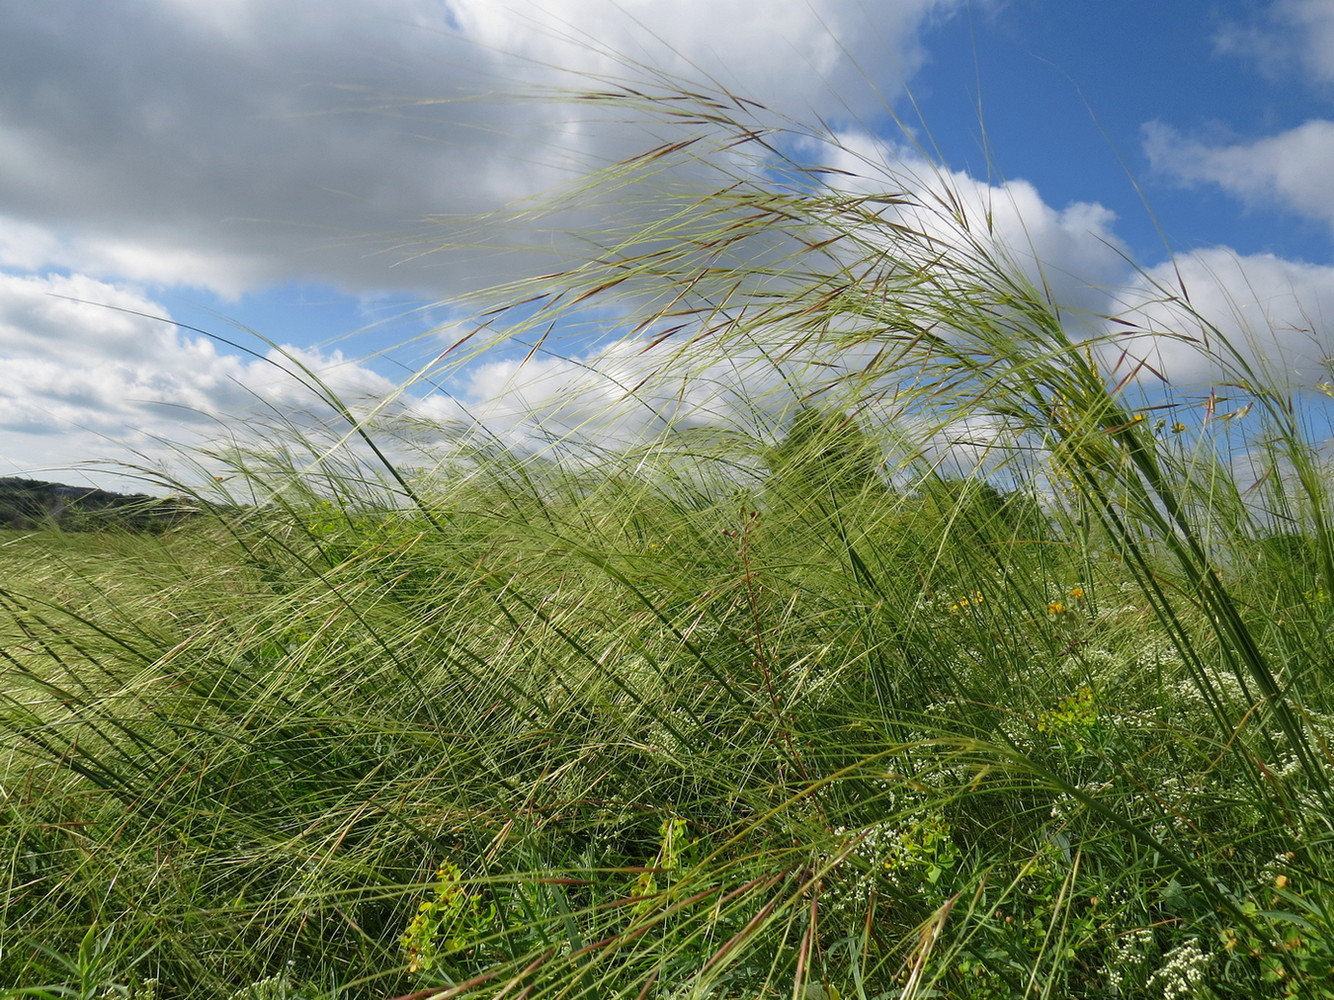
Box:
0;477;196;532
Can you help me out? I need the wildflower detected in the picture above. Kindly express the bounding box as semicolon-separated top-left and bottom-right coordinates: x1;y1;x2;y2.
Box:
1146;937;1211;1000
1069;587;1085;600
1048;601;1065;615
1171;422;1187;433
401;861;492;975
949;591;983;613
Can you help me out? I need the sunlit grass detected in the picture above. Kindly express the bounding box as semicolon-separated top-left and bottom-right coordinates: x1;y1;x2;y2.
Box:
4;77;1334;1000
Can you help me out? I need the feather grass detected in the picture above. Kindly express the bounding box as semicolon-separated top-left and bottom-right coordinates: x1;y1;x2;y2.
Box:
3;78;1334;999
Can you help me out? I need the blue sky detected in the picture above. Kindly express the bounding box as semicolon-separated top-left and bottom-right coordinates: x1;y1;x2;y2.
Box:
1;1;1332;487
913;1;1332;263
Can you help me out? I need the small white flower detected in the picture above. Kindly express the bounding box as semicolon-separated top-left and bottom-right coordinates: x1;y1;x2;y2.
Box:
1146;937;1211;1000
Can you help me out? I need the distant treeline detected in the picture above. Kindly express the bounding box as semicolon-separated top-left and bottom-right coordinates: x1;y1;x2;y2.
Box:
0;477;197;532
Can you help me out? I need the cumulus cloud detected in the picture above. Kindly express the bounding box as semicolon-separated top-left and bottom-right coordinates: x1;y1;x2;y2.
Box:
1099;247;1334;389
792;131;1132;329
10;0;1334;488
1215;0;1334;85
897;164;1128;321
0;272;443;485
804;134;1334;399
1148;1;1334;237
1144;119;1334;234
1118;2;1334;400
422;130;1334;472
448;0;953;124
451;337;797;457
0;0;969;300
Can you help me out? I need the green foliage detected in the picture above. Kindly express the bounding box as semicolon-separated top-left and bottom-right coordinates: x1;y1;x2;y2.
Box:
401;862;496;976
767;406;883;498
1220;863;1334;997
0;478;192;533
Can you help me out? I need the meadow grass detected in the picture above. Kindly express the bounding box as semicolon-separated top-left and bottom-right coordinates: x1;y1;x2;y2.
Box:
4;80;1334;999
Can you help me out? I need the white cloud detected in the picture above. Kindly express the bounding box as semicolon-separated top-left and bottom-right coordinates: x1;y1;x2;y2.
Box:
421;132;1334;475
0;0;970;300
0;222;248;297
805;131;1131;323
1143;119;1334;234
1099;247;1334;389
449;0;954;125
1154;1;1334;236
1215;0;1334;85
444;137;1334;466
452;338;792;454
0;271;451;485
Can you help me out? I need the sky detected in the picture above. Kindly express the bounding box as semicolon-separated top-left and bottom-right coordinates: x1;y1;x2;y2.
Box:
3;0;1334;491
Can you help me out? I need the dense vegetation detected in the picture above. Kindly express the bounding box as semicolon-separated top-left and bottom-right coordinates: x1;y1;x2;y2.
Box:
0;478;192;532
3;82;1334;999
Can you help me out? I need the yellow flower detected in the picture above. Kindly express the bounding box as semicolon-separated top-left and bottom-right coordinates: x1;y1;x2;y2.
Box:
949;591;984;613
1048;601;1065;615
1069;587;1085;600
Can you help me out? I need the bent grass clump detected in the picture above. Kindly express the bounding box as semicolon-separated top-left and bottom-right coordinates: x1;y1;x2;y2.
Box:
4;78;1334;999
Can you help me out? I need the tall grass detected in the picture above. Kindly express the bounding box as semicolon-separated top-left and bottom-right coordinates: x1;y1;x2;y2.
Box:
4;79;1334;999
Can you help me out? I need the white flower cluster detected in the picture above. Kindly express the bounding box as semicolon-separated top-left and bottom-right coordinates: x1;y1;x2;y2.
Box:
98;982;158;1000
1266;748;1303;780
827;821;903;902
225;962;306;1000
1169;665;1249;716
1145;937;1212;1000
1132;635;1181;669
1066;646;1120;679
1102;929;1212;998
823;811;932;917
1102;927;1154;995
1145;774;1203;840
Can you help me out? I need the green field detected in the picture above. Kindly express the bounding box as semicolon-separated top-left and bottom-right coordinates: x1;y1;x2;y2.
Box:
4;89;1334;1000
